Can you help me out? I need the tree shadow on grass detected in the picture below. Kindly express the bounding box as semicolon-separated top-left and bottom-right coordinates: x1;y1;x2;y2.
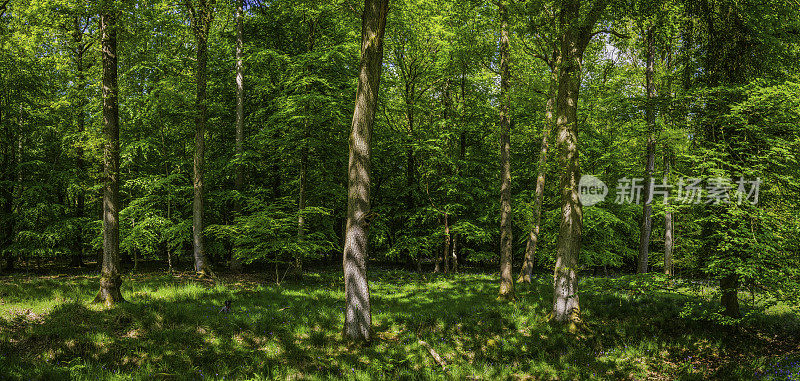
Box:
0;269;796;380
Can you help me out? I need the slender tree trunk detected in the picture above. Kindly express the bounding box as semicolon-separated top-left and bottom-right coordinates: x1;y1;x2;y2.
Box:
188;0;215;278
94;6;123;306
296;18;315;277
637;27;656;274
663;155;673;276
450;233;458;272
442;213;450;274
551;0;606;327
231;0;244;273
342;0;388;343
1;95;13;273
72;15;87;268
518;71;557;283
663;45;674;278
497;0;514;300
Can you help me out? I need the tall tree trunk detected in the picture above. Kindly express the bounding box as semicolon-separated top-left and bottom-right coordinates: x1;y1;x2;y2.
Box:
551;0;606;326
518;71;557;283
231;0;244;273
637;27;656;274
188;0;215;278
342;0;388;343
663;44;674;277
663;155;673;276
296;17;316;277
72;15;87;268
442;213;450;274
94;5;123;306
497;0;515;300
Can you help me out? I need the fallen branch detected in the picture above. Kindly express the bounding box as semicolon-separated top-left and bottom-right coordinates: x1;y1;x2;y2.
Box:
418;340;447;371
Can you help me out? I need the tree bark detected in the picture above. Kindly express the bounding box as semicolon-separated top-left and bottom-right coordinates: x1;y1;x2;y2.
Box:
497;0;515;300
231;0;244;272
188;0;215;278
663;155;673;276
94;5;123;306
551;0;606;326
518;71;557;284
637;27;656;274
342;0;388;343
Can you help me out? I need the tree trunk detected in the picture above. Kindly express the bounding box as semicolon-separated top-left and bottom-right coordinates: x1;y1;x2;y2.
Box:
551;0;606;326
442;214;450;274
94;6;123;306
663;155;673;276
720;273;740;318
1;94;14;273
518;72;557;284
450;233;458;273
72;15;87;268
296;18;315;277
497;0;515;300
637;27;656;274
188;0;215;278
231;0;244;273
342;0;388;343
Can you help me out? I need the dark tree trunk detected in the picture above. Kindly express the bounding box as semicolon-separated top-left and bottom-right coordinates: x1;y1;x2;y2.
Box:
187;0;215;278
637;27;656;274
231;0;244;272
519;71;557;283
721;273;740;318
342;0;388;343
94;6;123;306
551;0;607;327
497;0;514;300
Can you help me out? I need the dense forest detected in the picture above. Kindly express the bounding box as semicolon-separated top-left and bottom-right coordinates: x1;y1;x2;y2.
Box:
1;0;800;379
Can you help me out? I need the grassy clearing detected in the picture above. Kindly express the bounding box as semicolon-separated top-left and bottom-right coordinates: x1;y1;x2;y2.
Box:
0;268;798;380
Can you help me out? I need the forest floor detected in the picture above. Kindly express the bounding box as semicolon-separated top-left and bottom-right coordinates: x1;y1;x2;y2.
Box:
0;266;799;380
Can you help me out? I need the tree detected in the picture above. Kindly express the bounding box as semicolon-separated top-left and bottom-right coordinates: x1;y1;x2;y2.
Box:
637;25;656;274
342;0;389;343
185;0;215;277
497;0;514;299
231;0;244;272
550;0;606;326
94;0;123;306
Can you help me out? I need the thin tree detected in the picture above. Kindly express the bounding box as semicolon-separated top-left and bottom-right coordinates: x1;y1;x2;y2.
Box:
231;0;244;272
637;26;656;274
185;0;215;277
497;0;514;299
94;1;123;306
342;0;389;343
551;0;607;327
69;11;91;268
518;68;557;284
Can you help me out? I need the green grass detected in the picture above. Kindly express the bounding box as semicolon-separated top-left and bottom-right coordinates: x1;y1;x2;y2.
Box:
1;268;798;380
